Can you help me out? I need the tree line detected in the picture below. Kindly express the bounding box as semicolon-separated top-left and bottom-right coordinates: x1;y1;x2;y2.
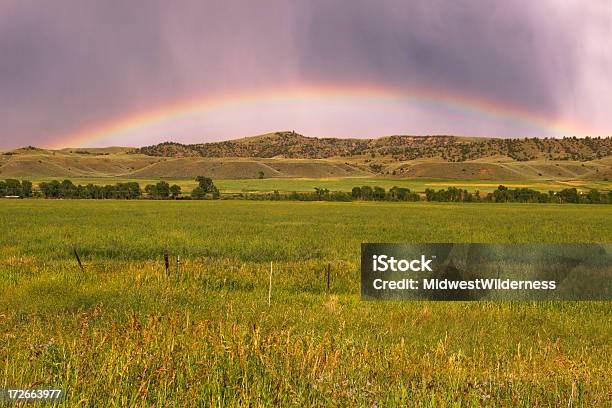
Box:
242;185;611;204
2;178;610;204
0;177;219;200
240;186;421;202
484;185;611;204
0;179;33;197
423;185;610;204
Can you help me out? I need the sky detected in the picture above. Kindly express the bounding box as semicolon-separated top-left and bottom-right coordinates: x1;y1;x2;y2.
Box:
0;0;611;149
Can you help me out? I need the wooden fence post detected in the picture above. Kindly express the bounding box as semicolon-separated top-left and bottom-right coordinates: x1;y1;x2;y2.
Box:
326;263;331;293
164;250;170;275
268;261;273;306
73;248;85;273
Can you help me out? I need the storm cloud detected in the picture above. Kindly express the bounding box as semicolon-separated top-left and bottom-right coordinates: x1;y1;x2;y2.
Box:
0;0;610;148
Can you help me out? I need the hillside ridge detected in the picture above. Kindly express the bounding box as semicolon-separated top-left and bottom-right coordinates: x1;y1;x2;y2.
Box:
2;133;611;180
133;132;612;162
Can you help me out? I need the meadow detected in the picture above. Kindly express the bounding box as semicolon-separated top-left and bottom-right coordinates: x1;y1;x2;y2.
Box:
1;200;611;406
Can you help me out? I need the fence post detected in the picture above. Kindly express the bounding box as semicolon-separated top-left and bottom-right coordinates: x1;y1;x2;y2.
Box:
326;263;331;293
164;250;169;275
176;255;181;275
73;248;85;273
268;261;273;306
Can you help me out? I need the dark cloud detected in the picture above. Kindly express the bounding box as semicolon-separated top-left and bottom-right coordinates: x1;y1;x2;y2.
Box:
0;0;609;148
294;0;578;112
0;0;300;146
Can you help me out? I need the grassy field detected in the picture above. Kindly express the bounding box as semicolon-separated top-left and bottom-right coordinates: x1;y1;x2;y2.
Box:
1;200;611;406
22;176;612;195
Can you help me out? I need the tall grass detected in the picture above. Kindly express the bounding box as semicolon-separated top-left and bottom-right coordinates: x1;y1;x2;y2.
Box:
1;201;610;406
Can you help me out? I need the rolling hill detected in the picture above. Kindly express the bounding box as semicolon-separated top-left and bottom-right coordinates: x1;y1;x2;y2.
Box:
135;132;611;162
1;133;610;180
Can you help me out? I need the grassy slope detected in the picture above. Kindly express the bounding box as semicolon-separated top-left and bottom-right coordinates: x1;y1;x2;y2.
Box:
1;200;611;406
393;158;611;180
1;148;611;181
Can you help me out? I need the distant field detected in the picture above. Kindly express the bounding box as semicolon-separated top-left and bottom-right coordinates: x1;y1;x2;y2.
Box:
1;200;611;405
21;176;612;194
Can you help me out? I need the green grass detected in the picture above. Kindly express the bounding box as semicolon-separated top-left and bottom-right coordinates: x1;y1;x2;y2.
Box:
1;201;611;406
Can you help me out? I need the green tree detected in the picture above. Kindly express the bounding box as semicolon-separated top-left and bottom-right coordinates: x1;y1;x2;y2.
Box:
388;186;413;201
557;188;579;204
211;186;220;199
20;180;33;197
425;188;435;201
195;176;214;191
537;192;550;203
144;182;170;199
191;186;206;199
5;179;21;196
125;182;142;199
144;184;156;198
155;181;170;199
59;179;77;198
586;189;601;204
39;180;61;198
492;185;510;202
314;187;329;200
361;186;373;200
373;186;386;201
194;176;219;199
170;184;182;199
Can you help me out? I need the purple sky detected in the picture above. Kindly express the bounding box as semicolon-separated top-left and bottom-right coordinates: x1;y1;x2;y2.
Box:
1;0;611;149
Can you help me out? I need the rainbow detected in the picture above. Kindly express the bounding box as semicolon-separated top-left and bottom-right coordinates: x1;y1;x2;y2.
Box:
50;82;591;148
